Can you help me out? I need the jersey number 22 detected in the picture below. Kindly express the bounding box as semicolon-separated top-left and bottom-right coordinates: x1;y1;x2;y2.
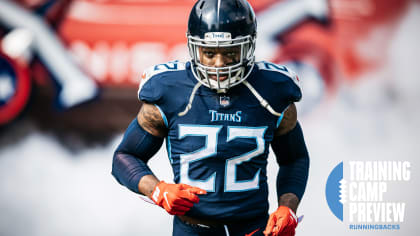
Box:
178;125;266;192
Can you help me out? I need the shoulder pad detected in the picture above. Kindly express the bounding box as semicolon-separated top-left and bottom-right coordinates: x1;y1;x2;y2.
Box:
256;61;301;90
138;61;186;95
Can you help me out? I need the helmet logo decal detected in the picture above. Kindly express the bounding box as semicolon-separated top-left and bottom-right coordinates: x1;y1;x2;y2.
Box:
204;32;232;41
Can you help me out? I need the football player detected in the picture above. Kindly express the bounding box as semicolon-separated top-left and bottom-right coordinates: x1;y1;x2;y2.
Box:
112;0;309;235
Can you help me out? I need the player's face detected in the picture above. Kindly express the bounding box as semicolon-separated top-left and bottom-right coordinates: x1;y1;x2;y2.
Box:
199;46;241;81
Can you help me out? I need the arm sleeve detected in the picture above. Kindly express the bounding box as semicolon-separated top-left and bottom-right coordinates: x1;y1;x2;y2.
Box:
271;122;310;201
112;118;164;194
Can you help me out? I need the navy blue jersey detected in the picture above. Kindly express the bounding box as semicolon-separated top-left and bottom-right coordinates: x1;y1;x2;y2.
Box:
138;61;301;221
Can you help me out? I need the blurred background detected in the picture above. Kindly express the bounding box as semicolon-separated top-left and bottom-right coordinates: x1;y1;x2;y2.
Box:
0;0;419;235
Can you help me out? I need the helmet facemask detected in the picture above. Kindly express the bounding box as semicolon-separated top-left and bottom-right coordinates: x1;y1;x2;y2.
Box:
188;32;256;93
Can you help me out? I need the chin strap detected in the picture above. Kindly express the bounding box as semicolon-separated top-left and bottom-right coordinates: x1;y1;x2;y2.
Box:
178;80;282;117
242;80;283;117
178;82;202;116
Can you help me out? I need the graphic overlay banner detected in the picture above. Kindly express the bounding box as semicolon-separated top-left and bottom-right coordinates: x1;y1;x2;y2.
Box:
326;161;411;231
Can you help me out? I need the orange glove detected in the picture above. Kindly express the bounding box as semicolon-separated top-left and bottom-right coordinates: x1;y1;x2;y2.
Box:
150;181;207;215
264;206;298;236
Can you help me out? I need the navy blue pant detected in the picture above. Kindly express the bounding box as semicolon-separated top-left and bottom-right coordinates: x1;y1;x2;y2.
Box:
173;214;269;236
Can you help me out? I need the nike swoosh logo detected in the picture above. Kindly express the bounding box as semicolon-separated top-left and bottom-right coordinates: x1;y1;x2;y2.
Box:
245;228;260;236
163;192;171;209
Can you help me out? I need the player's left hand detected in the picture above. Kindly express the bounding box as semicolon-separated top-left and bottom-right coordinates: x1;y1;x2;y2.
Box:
263;206;298;236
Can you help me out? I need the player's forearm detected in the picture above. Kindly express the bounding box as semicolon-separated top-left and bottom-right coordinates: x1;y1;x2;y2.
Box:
272;122;310;202
112;151;154;194
276;154;309;203
112;118;164;194
138;174;160;198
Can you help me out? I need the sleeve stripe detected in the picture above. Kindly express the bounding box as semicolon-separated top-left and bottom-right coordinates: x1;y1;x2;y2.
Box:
276;112;285;128
154;104;168;128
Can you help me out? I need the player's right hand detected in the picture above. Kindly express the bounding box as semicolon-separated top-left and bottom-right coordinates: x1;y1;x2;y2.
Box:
150;180;207;215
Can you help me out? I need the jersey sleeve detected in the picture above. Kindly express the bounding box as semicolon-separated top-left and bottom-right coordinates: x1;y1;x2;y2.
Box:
137;61;187;105
281;68;302;104
255;61;302;113
137;65;165;104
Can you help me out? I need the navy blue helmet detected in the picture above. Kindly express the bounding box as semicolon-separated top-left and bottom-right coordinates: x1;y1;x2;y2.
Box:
187;0;257;92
